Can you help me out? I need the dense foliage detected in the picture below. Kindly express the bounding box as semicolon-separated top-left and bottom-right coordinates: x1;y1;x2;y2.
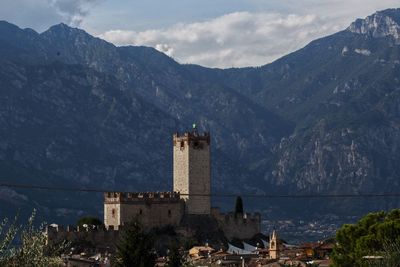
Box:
113;220;155;267
0;210;67;267
332;209;400;267
166;241;185;267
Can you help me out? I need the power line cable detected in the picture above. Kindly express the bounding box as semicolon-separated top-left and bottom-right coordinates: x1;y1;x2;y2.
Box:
1;182;400;199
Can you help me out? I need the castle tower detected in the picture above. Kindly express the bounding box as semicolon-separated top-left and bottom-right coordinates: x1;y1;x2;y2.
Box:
173;126;211;215
269;230;279;259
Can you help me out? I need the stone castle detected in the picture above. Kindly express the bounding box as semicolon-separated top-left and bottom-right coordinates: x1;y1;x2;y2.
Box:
103;128;260;239
47;128;261;246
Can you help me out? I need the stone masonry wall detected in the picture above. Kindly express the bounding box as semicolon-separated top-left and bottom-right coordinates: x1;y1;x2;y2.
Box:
211;207;261;240
188;141;210;214
119;200;185;229
104;203;120;227
173;137;190;200
173;132;211;215
104;192;185;229
46;225;120;251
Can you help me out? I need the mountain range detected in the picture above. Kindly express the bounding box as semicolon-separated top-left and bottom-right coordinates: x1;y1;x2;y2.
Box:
1;8;400;223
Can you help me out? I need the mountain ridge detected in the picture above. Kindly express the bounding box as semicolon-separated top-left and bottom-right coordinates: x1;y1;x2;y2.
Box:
1;8;400;223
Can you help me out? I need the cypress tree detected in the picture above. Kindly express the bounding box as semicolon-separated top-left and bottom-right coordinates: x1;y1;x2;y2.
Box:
166;241;184;267
234;196;244;217
113;220;155;267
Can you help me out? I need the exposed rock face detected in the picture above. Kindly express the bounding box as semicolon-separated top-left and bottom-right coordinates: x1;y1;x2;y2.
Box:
348;8;400;43
1;8;400;222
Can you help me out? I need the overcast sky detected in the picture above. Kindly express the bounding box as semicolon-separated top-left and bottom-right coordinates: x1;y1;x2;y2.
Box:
1;0;399;68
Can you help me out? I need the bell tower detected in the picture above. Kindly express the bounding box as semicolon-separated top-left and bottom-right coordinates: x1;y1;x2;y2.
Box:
269;230;279;259
173;125;211;215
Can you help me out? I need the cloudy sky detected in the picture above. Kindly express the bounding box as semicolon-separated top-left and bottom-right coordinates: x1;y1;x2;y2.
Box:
1;0;399;67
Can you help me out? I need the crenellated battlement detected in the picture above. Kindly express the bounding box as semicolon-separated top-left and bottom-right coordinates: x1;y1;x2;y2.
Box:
211;207;261;239
173;131;210;146
45;224;121;250
104;191;181;203
211;207;261;224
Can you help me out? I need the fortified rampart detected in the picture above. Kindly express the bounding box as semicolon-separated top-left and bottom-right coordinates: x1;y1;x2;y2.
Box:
104;191;185;230
45;225;120;251
47;129;263;248
211;207;261;240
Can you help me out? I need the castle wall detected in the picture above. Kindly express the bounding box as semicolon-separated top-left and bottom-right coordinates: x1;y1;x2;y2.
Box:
104;202;120;227
45;225;120;251
173;132;211;215
211;207;261;240
188;140;211;214
173;138;189;199
119;200;184;229
104;192;185;229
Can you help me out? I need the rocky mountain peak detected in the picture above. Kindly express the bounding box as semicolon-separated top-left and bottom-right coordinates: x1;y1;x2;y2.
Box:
41;23;92;41
43;23;78;34
347;8;400;42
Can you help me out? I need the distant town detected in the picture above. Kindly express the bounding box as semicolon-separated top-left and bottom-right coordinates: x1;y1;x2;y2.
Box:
43;128;335;266
2;6;400;266
0;128;397;266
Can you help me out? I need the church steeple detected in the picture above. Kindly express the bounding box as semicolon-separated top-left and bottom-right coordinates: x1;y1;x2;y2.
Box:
269;230;279;259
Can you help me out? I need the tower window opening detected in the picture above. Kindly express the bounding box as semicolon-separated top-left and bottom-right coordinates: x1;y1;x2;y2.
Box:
139;209;143;215
193;141;203;149
112;209;115;218
180;141;184;148
168;209;171;217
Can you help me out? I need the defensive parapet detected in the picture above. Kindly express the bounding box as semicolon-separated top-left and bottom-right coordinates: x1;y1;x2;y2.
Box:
45;224;120;251
104;191;181;204
173;131;211;146
211;207;261;240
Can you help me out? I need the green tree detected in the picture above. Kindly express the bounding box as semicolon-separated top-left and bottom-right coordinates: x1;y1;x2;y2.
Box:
234;196;243;217
0;210;68;267
332;209;400;267
77;216;102;227
0;216;18;263
113;220;155;267
166;241;184;267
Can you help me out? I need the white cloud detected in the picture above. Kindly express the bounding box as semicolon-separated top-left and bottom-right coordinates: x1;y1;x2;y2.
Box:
99;12;343;68
49;0;103;26
0;0;102;31
2;0;399;67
